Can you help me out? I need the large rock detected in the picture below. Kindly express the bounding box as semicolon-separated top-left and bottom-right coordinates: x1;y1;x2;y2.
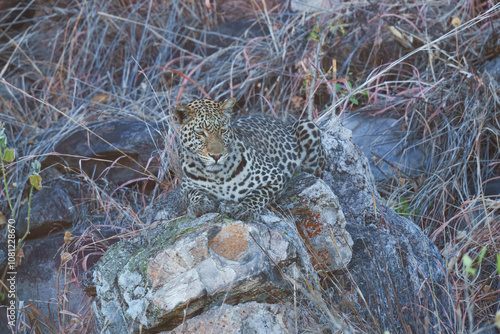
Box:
15;232;87;323
203;19;270;55
91;173;352;333
92;214;299;333
277;173;353;271
16;177;80;238
291;0;338;12
341;112;425;182
320;119;453;333
41;121;164;186
342;208;453;333
320;119;380;225
89;118;451;334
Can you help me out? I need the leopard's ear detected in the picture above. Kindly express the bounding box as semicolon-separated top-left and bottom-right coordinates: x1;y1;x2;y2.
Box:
220;98;236;116
173;105;194;126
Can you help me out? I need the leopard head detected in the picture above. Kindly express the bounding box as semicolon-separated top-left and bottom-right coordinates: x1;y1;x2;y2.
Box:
173;98;236;169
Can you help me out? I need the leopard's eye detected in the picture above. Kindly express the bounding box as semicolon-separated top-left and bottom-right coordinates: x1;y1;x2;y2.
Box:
195;129;205;136
220;128;227;134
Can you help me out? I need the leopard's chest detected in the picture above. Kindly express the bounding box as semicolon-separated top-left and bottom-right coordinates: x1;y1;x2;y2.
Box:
182;150;260;202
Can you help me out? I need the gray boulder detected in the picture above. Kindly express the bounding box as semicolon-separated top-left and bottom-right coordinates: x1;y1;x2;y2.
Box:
15;232;86;323
321;118;453;333
16;177;80;238
166;301;295;334
341;112;425;182
41;120;164;186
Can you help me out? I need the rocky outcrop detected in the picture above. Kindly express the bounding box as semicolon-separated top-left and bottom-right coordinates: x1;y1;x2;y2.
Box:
89;119;452;333
15;232;87;322
321;118;453;332
276;173;352;271
92;172;352;333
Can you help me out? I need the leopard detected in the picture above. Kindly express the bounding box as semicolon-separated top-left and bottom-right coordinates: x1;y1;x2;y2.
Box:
173;98;325;221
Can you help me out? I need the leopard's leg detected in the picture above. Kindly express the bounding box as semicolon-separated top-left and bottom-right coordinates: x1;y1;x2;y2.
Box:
219;175;284;221
182;186;217;218
293;119;325;178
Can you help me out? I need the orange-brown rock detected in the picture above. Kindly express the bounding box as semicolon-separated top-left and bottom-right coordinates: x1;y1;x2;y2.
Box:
208;223;249;261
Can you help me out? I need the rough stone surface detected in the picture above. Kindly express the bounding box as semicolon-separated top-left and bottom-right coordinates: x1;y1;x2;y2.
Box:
207;224;250;261
321;118;453;333
341;208;453;333
214;0;282;22
342;112;425;181
320;118;380;226
148;188;184;223
204;19;270;55
16;178;80;238
92;214;302;333
165;301;295;333
41;120;163;185
277;173;353;271
15;232;88;322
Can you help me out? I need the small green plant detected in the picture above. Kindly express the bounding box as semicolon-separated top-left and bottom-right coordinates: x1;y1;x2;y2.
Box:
307;25;322;41
0;123;15;217
17;160;42;251
462;246;488;277
335;79;367;105
497;254;500;276
0;123;42;304
328;21;346;36
395;198;411;217
308;21;347;41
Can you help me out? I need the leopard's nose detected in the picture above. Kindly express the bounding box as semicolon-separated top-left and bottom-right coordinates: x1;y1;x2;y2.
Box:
210;154;222;163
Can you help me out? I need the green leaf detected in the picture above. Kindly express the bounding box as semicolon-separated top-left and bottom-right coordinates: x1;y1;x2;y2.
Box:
29;174;42;190
497;254;500;276
307;32;319;41
478;246;487;263
350;97;359;105
361;90;369;96
0;126;6;144
466;266;477;276
2;148;15;162
462;254;472;267
463;254;477;276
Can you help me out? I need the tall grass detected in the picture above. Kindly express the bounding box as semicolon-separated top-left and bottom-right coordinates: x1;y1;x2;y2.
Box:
0;0;499;332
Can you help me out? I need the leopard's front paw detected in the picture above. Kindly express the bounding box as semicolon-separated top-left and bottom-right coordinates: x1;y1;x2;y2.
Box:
187;197;216;218
219;202;260;222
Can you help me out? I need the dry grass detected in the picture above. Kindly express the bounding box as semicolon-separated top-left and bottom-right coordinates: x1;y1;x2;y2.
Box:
1;0;500;332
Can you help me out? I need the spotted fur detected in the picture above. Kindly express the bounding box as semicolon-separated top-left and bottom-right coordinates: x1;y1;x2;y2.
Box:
173;98;325;221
